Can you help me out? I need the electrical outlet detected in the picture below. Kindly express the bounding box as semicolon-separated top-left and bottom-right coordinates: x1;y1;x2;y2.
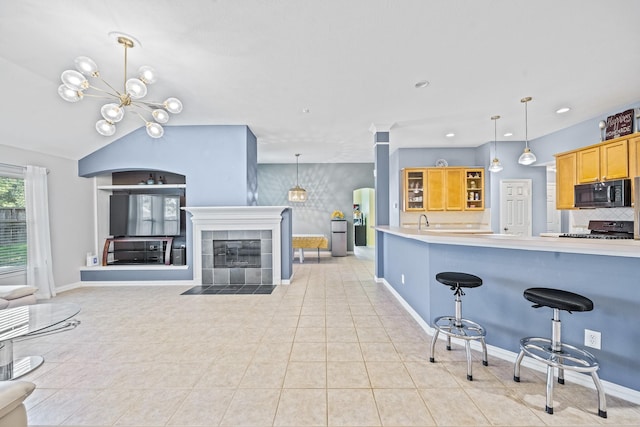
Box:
584;329;601;350
401;274;405;285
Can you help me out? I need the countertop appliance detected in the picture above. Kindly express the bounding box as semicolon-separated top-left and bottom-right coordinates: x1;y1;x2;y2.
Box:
330;219;347;256
560;220;634;239
574;179;631;208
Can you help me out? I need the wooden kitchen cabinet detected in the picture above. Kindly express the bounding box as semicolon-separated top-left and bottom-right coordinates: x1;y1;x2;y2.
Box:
426;168;445;210
464;168;484;210
555;133;636;208
576;139;628;184
402;166;484;212
403;168;426;211
600;139;628;180
555;152;577;209
426;168;465;211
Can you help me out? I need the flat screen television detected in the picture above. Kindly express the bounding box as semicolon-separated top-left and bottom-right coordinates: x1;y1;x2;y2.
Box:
110;194;181;237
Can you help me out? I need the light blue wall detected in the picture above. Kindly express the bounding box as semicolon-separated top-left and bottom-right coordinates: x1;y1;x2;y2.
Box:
382;232;640;391
257;163;374;251
79;125;256;206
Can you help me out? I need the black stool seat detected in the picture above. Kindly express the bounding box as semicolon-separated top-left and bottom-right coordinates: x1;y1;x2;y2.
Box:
436;272;482;289
524;288;593;312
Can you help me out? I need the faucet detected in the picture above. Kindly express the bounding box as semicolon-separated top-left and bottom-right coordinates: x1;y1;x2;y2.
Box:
418;214;429;230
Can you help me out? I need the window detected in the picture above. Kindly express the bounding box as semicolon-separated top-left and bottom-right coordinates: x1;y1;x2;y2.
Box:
0;169;26;274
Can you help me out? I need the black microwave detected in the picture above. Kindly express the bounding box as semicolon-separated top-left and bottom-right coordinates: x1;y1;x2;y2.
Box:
574;179;631;208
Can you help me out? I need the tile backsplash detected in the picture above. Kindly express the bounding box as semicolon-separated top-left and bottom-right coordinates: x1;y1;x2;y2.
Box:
569;207;634;232
401;209;491;229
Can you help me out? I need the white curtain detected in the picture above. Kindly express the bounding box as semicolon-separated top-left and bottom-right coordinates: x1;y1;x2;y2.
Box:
25;165;56;299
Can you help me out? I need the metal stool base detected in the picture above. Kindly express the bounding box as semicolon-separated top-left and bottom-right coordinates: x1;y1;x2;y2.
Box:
429;316;488;381
514;337;607;418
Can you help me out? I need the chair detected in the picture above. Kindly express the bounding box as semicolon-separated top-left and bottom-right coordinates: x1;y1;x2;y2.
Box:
513;287;607;418
429;272;488;381
0;380;35;427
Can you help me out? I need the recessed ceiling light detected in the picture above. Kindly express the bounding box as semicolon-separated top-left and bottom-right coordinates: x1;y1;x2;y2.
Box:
414;80;430;88
556;107;571;114
445;132;455;138
503;132;513;137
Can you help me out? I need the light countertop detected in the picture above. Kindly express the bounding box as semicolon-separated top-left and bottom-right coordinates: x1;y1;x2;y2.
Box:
377;226;640;258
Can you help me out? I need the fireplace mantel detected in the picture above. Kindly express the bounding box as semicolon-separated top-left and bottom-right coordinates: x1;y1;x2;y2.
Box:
183;206;288;285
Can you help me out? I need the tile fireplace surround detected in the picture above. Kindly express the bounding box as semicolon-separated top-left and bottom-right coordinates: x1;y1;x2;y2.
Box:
183;206;288;285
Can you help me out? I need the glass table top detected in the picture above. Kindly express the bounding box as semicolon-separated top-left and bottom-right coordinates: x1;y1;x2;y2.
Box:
0;302;81;342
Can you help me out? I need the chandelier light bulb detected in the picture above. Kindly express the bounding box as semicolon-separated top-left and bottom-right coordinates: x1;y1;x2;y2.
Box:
164;97;183;114
125;78;147;99
146;122;164;138
74;56;99;76
96;119;116;136
138;66;157;84
58;84;83;102
100;103;124;123
152;109;169;123
61;69;89;91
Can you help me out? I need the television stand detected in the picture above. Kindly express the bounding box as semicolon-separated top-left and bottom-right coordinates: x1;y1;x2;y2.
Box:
102;237;174;266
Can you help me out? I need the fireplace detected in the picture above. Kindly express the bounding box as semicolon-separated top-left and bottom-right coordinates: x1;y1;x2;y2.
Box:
202;231;272;285
183;206;287;285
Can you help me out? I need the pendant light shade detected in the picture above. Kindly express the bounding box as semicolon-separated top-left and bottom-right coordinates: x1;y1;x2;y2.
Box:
288;154;307;202
518;96;537;165
488;115;503;173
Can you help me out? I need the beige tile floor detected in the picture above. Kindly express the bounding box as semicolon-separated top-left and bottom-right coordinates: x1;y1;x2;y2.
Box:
16;248;640;426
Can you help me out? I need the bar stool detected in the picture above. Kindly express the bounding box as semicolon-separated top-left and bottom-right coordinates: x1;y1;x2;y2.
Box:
429;272;488;381
513;287;607;418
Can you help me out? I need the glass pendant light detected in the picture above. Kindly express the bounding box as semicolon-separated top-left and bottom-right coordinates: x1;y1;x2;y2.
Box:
488;115;503;173
288;154;308;202
518;96;537;165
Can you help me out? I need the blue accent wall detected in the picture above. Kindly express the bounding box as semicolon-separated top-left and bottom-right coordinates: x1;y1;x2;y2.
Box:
79;125;256;206
382;232;640;391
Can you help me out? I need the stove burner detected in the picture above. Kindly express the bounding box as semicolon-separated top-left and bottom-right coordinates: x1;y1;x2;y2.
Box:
559;220;634;240
559;233;633;240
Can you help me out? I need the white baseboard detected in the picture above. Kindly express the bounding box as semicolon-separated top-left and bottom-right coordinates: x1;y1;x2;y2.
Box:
380;278;640;405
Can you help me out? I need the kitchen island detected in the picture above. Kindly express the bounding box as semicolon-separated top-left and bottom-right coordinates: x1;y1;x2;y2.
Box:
376;226;640;400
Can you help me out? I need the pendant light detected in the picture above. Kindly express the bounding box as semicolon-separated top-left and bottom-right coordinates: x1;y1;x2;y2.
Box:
288;154;307;202
488;115;503;173
518;96;537;165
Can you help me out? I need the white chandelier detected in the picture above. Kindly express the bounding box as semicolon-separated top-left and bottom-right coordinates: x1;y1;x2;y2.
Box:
57;32;182;139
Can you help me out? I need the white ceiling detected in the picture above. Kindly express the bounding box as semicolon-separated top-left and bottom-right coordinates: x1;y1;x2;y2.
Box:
1;1;639;164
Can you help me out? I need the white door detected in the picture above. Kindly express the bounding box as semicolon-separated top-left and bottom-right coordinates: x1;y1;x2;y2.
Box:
546;183;561;233
500;179;532;236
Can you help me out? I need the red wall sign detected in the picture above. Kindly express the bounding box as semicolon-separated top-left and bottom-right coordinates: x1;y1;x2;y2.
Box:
605;109;634;140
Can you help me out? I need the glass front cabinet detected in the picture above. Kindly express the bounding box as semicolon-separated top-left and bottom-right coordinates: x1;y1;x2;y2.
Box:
403;168;426;211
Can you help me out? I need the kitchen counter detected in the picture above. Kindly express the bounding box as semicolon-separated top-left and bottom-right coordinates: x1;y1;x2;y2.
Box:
379;226;640;258
374;225;640;397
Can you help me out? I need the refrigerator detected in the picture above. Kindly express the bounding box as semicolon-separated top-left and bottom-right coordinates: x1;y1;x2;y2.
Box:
331;220;347;256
